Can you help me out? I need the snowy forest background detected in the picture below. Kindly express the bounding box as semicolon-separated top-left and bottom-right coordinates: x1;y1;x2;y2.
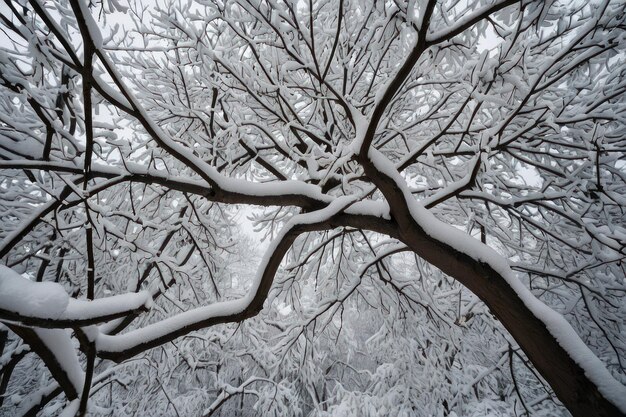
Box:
0;0;625;416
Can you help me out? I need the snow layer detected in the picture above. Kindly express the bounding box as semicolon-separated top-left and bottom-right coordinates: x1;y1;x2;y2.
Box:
15;383;60;416
95;296;250;353
78;0;103;48
33;328;85;393
63;291;152;320
0;265;151;324
0;265;69;319
58;399;80;417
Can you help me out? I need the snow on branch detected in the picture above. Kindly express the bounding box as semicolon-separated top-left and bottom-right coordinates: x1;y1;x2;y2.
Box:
0;266;152;327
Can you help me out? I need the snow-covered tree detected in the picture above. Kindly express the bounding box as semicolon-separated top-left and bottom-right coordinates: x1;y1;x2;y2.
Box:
0;0;625;416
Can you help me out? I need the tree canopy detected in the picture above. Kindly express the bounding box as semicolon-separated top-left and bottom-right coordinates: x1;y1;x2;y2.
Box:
0;0;625;416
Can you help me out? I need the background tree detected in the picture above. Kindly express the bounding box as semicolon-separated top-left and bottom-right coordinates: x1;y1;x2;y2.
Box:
0;0;625;416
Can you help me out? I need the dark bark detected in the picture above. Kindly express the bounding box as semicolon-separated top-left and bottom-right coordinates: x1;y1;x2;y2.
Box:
7;326;79;400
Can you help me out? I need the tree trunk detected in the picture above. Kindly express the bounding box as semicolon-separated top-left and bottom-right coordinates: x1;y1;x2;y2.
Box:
399;224;623;417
